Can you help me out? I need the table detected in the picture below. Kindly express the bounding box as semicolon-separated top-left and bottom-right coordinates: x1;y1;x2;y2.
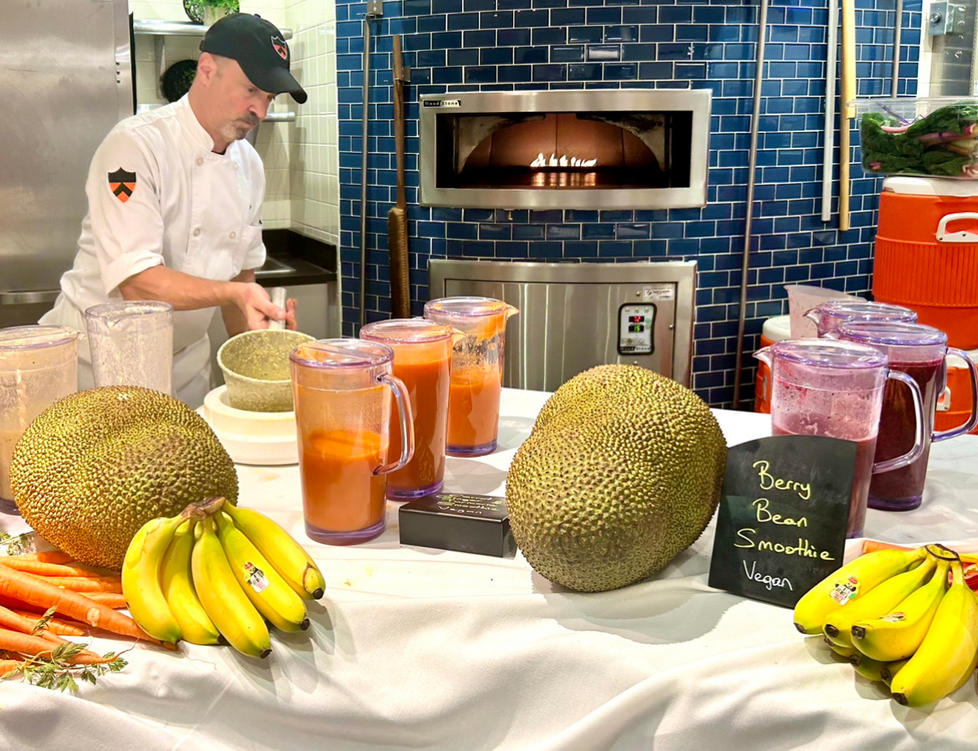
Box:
2;388;978;750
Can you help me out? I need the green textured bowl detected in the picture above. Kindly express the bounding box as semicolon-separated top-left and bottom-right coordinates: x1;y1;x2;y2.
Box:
217;329;313;412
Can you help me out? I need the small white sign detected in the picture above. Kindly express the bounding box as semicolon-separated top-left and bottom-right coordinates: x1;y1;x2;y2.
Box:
641;285;674;301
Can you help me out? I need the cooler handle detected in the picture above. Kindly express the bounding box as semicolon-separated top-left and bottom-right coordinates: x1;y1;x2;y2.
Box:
933;348;978;441
936;212;978;243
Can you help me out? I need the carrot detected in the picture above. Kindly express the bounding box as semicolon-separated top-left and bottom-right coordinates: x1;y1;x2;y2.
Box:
860;540;912;555
40;576;123;594
0;627;112;665
0;564;165;645
0;557;116;578
2;608;86;637
82;592;128;609
0;605;66;645
4;552;76;565
0;658;24;677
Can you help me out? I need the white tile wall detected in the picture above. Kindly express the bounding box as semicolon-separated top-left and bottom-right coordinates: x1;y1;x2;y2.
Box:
128;0;338;245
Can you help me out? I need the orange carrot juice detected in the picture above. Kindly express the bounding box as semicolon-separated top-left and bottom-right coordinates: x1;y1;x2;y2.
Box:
386;349;450;498
447;365;502;454
300;429;387;535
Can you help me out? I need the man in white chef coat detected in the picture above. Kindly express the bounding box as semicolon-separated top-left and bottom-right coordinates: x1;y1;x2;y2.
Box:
40;13;305;408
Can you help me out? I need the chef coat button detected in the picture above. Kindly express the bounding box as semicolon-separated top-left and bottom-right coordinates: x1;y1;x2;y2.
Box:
233;163;239;170
229;231;236;239
193;228;201;237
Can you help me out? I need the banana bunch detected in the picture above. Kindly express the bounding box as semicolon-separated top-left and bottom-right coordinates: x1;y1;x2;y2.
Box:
793;543;978;707
121;497;326;658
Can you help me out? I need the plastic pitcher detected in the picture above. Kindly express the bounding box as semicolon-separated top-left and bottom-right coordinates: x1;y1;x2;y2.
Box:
837;321;978;511
754;339;925;538
0;326;79;515
85;300;173;394
423;296;519;456
290;339;414;544
361;318;454;500
804;299;917;337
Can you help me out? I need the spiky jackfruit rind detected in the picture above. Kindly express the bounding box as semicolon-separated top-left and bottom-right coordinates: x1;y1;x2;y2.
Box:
10;386;238;570
506;364;726;592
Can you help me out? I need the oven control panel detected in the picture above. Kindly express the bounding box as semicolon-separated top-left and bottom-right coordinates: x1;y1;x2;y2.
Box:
618;304;656;355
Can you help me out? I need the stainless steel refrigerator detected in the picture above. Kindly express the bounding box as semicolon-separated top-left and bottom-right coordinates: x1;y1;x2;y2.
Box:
1;0;133;327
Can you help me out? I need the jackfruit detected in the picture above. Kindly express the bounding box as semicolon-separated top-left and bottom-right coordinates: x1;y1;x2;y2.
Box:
10;386;238;570
505;364;726;592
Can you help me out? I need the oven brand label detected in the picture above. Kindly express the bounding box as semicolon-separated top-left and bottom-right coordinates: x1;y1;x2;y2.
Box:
423;99;461;108
641;286;674;301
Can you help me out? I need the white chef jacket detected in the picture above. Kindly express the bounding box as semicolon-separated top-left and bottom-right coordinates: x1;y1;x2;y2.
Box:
40;95;267;408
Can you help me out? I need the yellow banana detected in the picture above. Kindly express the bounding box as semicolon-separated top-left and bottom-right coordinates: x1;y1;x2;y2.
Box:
850;559;949;662
121;514;185;643
824;556;937;648
823;636;856;658
214;512;309;633
850;653;886;683
881;659;909;688
222;503;325;600
191;516;271;659
160;520;220;646
890;559;978;707
793;546;927;635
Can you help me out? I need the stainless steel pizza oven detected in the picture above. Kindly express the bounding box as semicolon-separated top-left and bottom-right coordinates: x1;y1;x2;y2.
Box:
419;89;711;210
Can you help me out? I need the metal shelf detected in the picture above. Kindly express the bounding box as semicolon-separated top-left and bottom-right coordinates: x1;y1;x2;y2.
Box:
133;19;292;38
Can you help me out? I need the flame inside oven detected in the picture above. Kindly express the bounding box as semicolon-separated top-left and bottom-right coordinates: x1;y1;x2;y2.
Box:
530;153;599;169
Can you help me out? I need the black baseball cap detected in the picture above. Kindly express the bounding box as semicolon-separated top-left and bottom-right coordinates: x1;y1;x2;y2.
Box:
199;13;307;104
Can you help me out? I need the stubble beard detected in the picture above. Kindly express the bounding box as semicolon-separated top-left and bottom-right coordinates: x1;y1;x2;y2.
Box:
221;114;260;143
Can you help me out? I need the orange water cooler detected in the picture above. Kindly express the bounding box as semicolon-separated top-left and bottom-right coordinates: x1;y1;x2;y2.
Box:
873;176;978;432
754;314;791;413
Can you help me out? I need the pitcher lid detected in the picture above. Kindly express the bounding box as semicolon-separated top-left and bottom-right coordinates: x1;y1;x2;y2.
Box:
423;296;511;318
360;317;454;343
0;325;79;350
815;300;917;322
771;338;888;369
837;320;947;347
290;338;394;368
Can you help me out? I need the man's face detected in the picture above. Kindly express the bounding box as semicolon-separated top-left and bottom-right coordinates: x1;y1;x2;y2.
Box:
208;57;276;147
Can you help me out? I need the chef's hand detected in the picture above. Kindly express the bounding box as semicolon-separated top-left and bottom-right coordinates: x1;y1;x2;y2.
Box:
283;298;298;330
233;282;286;331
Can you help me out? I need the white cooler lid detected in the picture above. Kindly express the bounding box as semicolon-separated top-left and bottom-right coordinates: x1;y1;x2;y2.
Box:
762;314;792;342
883;175;978;197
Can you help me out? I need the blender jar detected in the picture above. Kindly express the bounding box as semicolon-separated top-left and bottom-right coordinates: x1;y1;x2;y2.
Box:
361;318;454;500
0;325;79;514
423;296;519;457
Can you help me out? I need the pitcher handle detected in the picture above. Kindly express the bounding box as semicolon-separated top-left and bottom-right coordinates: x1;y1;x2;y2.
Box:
373;373;415;475
873;370;925;474
933;348;978;441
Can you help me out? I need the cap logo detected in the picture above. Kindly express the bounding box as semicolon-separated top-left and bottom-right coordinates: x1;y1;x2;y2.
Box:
271;35;288;61
107;167;137;203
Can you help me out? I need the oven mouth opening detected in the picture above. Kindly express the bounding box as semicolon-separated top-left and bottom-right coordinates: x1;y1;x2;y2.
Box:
436;111;692;192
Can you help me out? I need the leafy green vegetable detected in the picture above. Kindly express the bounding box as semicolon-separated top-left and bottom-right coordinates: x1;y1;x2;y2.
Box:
860;103;978;178
1;644;128;694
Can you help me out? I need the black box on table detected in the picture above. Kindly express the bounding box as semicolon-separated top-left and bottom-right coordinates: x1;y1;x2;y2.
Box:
398;493;516;558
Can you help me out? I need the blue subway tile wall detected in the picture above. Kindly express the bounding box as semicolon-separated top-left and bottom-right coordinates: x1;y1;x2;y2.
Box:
336;0;922;407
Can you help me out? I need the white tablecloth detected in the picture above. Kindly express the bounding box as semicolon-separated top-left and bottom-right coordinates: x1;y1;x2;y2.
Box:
2;388;978;750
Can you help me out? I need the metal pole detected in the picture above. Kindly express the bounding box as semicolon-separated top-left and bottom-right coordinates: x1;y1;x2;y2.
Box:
358;1;383;331
892;0;903;95
732;0;769;410
822;0;839;222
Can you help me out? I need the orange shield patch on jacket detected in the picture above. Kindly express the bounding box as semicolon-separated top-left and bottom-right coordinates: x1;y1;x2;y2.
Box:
108;168;137;203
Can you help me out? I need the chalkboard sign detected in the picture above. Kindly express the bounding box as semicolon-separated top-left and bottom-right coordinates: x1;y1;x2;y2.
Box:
708;435;856;609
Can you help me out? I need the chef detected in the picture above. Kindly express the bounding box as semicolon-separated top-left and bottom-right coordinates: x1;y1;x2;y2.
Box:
40;13;306;408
